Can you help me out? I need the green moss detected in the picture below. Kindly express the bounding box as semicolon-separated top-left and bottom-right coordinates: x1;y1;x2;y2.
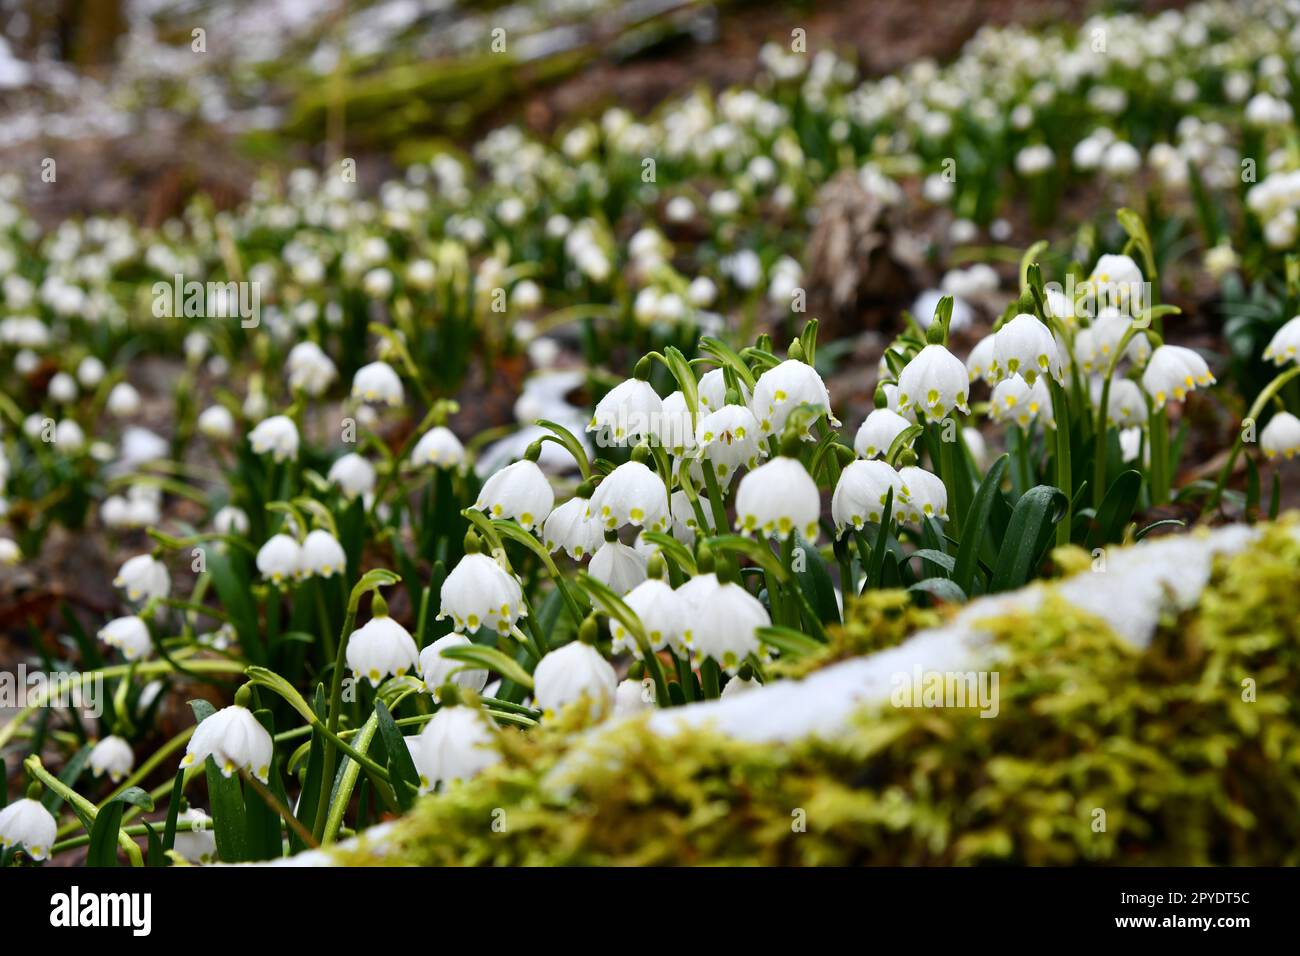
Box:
336;519;1300;866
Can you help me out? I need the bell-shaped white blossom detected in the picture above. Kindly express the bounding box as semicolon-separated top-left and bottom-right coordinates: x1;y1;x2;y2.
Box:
1261;411;1300;459
897;466;948;525
1263;315;1300;366
735;456;821;541
352;360;404;405
412;705;501;791
612;578;684;655
533;641;618;719
89;736;134;782
588;540;648;594
1141;345;1215;410
653;390;697;455
685;580;770;673
439;552;527;634
475;459;554;530
1101;378;1147;428
286;341;337;396
695;404;763;480
114;554;170;602
173;808;217;864
992;313;1064;385
197;404;236;441
543;496;603;560
328;453;376;499
588;378;663;444
256;533;302;584
896;344;970;419
587;461;669;532
0;798;57;861
614;678;655;716
990;374;1052;428
300;529;346;578
965;335;997;384
751;359;838;437
1075;309;1150;374
831;460;909;534
1087;253;1145;313
213;505;249;536
854;408;913;459
346;614;420;686
99;615;152;660
182;704;273;782
248;415;299;462
419;634;488;701
107;382;142;417
698;368;751;413
411;427;465;468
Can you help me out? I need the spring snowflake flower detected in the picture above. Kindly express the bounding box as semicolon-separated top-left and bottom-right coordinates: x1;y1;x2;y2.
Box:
77;355;105;387
351;360;404;405
99;615;152;660
614;678;655;716
256;534;302;584
197;405;236;441
1263;316;1300;366
54;419;85;452
1087;254;1145;313
248;415;299;462
588;378;663;444
89;736;134;782
897;466;948;525
48;372;77;403
328;453;376;499
992;313;1063;385
587;461;669;532
213;505;249;536
698;368;750;413
419;634;488;701
410;426;465;468
1101;378;1147;428
300;529;346;578
0;799;57;861
182;705;273;782
896;344;969;419
286;341;337;396
346;613;420;686
106;382;142;417
751;359;838;437
173;808;217;864
695;404;763;480
854;408;913;459
831;459;909;534
589;540;648;594
654;390;697;455
412;705;501;791
685;579;770;673
114;554;170;602
1141;345;1215;410
735;455;821;541
722;675;761;698
612;578;684;656
533;641;618;720
543;495;604;560
990;374;1052;428
439;552;526;634
965;335;997;384
1261;411;1300;459
475;459;554;531
1075;309;1150;373
0;538;20;566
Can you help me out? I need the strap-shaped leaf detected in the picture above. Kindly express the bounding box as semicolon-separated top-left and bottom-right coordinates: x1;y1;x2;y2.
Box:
991;485;1068;592
954;454;1008;595
439;643;534;689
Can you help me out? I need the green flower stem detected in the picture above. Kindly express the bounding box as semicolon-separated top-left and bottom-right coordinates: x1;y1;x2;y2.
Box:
1206;364;1300;513
1149;407;1170;504
25;755;143;866
700;460;730;533
701;659;722;699
937;422;961;539
1048;377;1072;547
241;769;320;849
52;818;207;855
314;594;362;840
668;648;697;703
323;711;382;845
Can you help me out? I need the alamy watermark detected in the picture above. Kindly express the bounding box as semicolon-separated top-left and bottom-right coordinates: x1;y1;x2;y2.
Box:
890;665;1000;718
152;273;260;328
0;665;104;718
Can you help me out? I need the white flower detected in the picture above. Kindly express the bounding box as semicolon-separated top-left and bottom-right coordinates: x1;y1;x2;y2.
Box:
114;554;170;602
1075;309;1149;373
213;505;249;536
992;313;1063;385
0;798;57;861
197;405;236;441
286;341;337;396
54;419;85;451
684;579;770;673
300;530;346;578
346;614;419;686
965;335;997;384
698;368;750;413
612;578;684;655
896;344;969;419
173;808;217;864
589;540;648;594
1141;345;1215;410
412;705;501;791
990;374;1052;428
182;704;273;782
614;678;655;716
327;453;376;499
542;496;603;559
695;404;763;480
411;427;465;468
89;736;134;782
831;459;908;533
99;615;152;660
897;466;948;525
106;382;142;417
439;552;526;634
1119;427;1144;464
248;415;299;462
352;360;404;405
854;408;913;459
533;641;618;719
654;390;697;455
587;461;669;532
256;534;302;584
1014;143;1054;176
751;359;838;437
0;537;19;566
1261;411;1300;459
419;634;488;700
735;455;821;541
77;356;106;387
1263;316;1300;366
1102;378;1147;428
1087;254;1145;313
587;378;662;444
475;460;554;531
48;372;77;403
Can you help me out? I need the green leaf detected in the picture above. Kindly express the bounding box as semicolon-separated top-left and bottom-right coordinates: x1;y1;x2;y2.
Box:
189;698;216;723
954;454;1009;595
374;700;421;811
990;485;1068;592
661;346;701;431
537;419;592;478
909;548;957;577
1088;469;1142;549
439;644;534;689
1135;518;1185;540
793;536;841;625
756;625;823;660
162;767;185;854
908;578;968;604
87;801;126;867
204;756;249;863
699;336;758;391
206;547;261;664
